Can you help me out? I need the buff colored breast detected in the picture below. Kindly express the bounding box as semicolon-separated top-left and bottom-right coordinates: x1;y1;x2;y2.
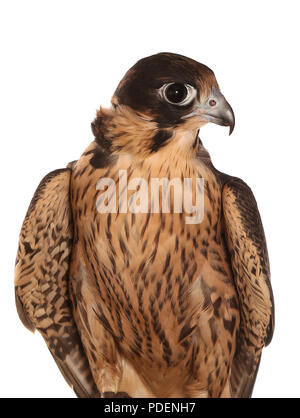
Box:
69;139;239;397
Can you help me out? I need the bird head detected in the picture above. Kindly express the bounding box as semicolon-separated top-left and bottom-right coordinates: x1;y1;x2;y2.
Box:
93;53;234;156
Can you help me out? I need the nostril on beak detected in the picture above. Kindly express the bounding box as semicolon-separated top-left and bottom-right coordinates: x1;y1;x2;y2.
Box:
209;99;217;107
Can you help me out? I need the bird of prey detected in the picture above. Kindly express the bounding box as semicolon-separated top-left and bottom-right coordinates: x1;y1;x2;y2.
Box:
15;52;274;398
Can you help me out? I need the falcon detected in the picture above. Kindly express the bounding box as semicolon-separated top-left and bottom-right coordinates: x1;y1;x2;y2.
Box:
15;52;274;398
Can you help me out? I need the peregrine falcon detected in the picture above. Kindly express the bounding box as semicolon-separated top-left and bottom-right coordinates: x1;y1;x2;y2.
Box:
15;52;274;398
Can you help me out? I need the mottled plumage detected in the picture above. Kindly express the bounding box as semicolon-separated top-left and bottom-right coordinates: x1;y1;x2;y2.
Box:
15;53;274;398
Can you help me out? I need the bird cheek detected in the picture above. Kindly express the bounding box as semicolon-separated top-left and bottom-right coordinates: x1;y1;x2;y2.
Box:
181;110;209;130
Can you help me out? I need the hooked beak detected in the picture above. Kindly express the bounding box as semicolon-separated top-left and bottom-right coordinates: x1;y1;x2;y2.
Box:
185;87;235;135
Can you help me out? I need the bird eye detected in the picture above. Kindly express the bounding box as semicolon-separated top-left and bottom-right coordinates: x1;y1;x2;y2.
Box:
160;83;196;106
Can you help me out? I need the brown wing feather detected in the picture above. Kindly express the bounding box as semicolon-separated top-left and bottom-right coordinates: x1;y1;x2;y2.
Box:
14;168;99;398
222;177;274;398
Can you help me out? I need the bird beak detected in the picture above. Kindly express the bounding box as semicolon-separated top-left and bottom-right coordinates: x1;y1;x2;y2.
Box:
184;87;235;135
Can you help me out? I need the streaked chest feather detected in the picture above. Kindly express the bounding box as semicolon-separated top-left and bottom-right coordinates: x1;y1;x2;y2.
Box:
71;144;238;372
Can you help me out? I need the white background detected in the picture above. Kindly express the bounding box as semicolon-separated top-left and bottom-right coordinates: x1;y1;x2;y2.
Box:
0;0;299;398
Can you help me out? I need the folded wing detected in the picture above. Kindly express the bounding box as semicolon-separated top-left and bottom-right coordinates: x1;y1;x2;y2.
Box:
222;177;274;398
15;168;99;397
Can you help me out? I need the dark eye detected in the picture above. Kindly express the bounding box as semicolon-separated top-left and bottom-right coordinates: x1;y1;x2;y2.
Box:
165;83;187;103
160;83;196;106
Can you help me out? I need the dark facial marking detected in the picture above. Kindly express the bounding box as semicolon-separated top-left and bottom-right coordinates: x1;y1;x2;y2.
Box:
151;129;173;152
